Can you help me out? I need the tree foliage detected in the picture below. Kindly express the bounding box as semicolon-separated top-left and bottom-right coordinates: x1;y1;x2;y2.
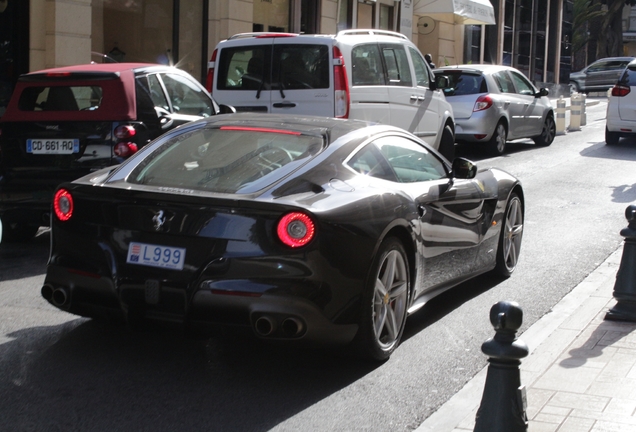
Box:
592;0;636;58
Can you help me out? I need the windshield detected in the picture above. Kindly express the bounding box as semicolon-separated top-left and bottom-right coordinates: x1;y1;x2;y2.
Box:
129;126;324;194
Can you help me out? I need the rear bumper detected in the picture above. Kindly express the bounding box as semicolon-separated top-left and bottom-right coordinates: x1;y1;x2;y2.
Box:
42;264;359;345
606;106;636;134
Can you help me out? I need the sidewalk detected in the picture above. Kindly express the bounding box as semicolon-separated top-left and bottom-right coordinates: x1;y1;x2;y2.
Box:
417;245;636;432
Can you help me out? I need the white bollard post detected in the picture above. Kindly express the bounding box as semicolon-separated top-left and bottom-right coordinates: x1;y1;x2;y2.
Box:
581;93;587;126
569;93;581;131
556;97;566;135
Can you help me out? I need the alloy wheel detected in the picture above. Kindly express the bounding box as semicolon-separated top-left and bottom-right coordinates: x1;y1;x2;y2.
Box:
501;196;523;273
373;249;408;350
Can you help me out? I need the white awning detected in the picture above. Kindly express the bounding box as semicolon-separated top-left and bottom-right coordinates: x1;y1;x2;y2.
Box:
413;0;496;25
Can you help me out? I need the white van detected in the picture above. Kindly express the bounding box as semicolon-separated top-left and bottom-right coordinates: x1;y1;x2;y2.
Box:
206;30;456;160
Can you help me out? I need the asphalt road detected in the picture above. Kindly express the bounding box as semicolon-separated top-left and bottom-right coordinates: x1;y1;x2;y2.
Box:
1;97;635;431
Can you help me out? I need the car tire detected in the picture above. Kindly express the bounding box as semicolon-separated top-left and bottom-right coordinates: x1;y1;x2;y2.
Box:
1;221;39;243
569;82;580;94
354;237;410;361
438;124;455;161
488;122;507;155
605;127;620;145
494;193;523;277
533;115;556;146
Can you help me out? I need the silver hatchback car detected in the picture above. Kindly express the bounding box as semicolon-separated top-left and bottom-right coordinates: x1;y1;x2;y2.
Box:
434;65;555;155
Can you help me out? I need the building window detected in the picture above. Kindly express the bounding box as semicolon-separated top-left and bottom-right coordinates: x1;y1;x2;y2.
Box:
379;4;394;30
464;25;482;64
338;0;352;31
253;0;289;32
91;0;205;81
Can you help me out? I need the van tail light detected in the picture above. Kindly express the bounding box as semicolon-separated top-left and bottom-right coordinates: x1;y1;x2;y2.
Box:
206;49;218;93
277;212;315;248
113;124;138;158
53;188;74;221
612;85;631;97
473;95;493;112
333;46;350;119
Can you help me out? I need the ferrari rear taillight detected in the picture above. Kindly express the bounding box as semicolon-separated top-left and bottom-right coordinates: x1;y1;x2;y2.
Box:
611;85;631;97
53;189;74;221
205;49;218;93
333;46;350;119
277;212;315;248
474;95;493;112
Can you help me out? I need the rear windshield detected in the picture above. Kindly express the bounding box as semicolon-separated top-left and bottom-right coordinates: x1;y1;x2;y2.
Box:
129;126;324;194
438;72;487;95
217;44;330;91
18;86;103;111
619;65;636;85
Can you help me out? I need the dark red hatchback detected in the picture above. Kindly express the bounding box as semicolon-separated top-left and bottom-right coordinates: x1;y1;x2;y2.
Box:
0;63;232;241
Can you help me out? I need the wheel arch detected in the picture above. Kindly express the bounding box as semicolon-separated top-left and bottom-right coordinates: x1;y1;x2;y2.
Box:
376;224;417;298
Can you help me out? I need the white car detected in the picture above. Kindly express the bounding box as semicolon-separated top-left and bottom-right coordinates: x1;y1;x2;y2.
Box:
205;29;456;160
606;59;636;145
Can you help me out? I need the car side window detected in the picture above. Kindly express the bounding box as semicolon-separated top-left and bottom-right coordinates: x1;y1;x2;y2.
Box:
587;61;607;72
493;71;516;94
148;74;170;111
409;47;430;88
381;44;413;87
351;44;385;86
347;144;397;181
509;71;535;95
373;136;447;183
160;73;214;117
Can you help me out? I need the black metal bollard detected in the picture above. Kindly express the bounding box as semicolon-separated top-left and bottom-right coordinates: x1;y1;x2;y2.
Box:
474;301;529;432
606;205;636;322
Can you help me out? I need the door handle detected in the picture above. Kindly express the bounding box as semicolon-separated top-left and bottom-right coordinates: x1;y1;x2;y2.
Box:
273;102;297;108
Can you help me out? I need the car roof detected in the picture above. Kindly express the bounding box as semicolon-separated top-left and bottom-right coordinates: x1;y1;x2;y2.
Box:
195;112;382;139
433;64;515;74
21;62;165;76
2;63;193;123
590;57;635;63
220;29;412;45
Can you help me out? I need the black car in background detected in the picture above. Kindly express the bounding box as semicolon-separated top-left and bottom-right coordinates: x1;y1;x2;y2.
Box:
41;113;524;360
569;57;635;94
0;63;233;241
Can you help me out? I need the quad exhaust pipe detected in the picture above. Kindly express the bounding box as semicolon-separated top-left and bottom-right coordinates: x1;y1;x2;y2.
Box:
254;316;276;336
254;315;305;338
41;284;70;307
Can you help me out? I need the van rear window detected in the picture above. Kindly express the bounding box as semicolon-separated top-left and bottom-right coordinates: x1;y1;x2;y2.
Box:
217;44;330;91
18;86;103;112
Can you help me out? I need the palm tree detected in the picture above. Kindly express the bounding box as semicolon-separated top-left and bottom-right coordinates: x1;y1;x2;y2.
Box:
572;0;605;69
593;0;636;59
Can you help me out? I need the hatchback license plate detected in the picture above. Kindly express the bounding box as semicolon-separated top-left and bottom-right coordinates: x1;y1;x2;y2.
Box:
127;242;186;270
27;139;79;154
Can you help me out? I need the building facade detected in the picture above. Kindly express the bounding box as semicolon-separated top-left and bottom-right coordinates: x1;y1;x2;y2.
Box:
0;0;574;115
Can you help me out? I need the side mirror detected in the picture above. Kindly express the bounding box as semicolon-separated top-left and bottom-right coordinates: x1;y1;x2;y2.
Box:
536;88;549;98
452;157;477;179
434;75;450;90
218;104;236;114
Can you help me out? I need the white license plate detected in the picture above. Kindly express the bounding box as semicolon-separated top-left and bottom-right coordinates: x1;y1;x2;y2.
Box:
126;242;186;270
27;139;80;154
